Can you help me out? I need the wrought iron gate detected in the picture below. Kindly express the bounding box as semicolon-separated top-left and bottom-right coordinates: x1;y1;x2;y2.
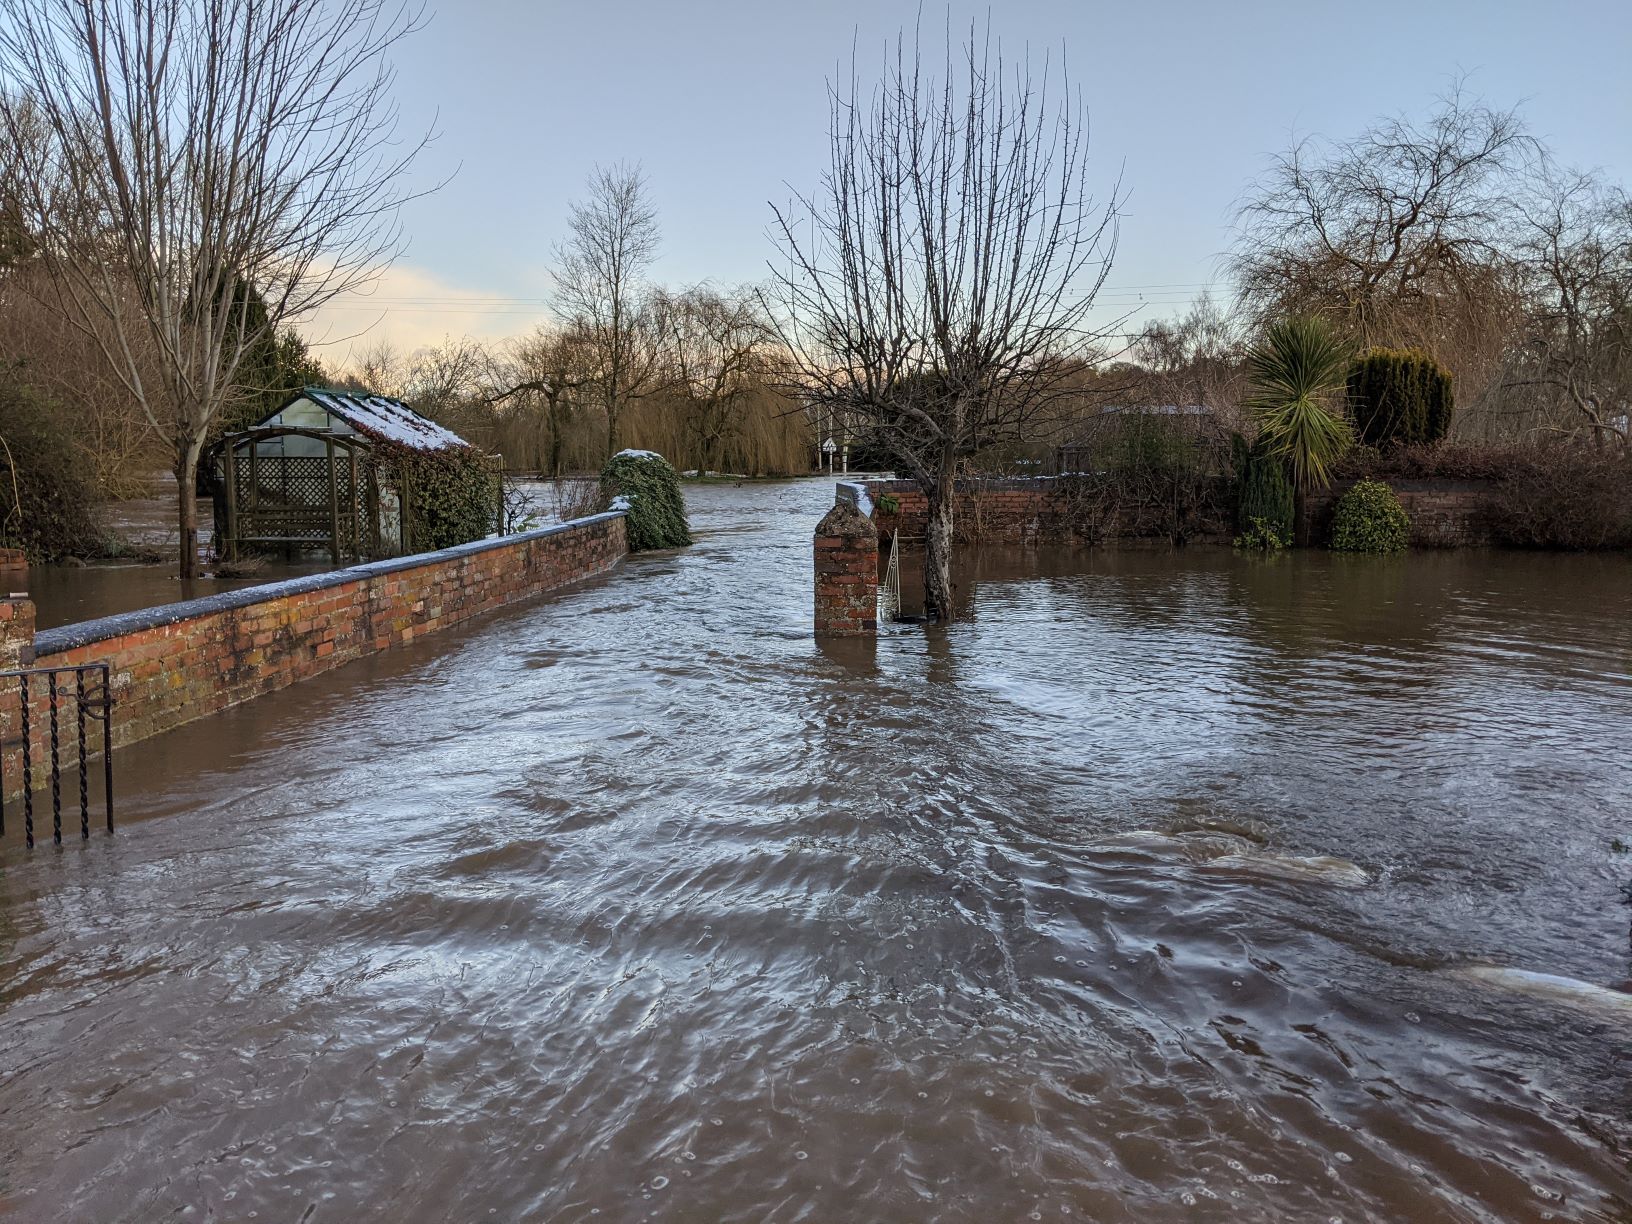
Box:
1;662;114;848
880;529;902;623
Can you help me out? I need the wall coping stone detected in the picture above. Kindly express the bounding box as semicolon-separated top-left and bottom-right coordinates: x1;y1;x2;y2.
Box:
35;511;627;657
834;481;876;516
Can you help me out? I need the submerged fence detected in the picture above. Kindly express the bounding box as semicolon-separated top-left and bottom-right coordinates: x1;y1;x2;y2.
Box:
1;662;114;848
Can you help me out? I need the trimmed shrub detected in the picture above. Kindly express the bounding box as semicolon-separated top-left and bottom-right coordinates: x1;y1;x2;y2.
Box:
1234;434;1295;544
601;449;691;550
1329;479;1410;552
0;372;104;561
1347;348;1454;446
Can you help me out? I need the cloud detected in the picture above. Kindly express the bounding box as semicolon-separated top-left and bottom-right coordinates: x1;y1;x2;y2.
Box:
297;263;553;364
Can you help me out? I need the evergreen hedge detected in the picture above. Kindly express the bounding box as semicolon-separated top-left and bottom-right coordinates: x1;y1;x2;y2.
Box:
1329;479;1411;552
1348;348;1454;446
1233;435;1295;547
0;372;103;561
600;450;691;550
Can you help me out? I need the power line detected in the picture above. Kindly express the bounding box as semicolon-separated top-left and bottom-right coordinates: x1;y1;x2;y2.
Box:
317;280;1229;309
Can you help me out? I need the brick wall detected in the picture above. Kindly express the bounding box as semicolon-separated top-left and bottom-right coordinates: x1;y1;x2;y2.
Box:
845;478;1083;545
1304;480;1495;548
2;512;627;802
814;502;878;636
846;477;1496;549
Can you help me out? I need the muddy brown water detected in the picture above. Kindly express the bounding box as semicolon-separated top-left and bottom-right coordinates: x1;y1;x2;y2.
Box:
2;479;1630;1221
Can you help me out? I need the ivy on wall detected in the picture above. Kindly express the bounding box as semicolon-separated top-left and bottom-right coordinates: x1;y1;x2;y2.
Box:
600;450;691;551
370;438;498;552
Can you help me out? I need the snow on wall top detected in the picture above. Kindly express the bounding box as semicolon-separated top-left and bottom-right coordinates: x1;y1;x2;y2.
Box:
835;481;875;518
278;387;470;451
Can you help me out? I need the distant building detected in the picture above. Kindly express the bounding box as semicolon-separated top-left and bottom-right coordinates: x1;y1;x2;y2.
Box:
1099;403;1214;417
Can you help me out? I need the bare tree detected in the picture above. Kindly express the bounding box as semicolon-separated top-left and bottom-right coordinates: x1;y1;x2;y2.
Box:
1230;85;1534;431
404;335;491;417
767;23;1121;620
1232;85;1532;337
553;163;662;458
1130;293;1248;424
1506;169;1631;446
0;0;429;576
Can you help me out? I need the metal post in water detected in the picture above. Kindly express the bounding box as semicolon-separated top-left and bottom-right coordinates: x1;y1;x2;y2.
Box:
76;669;89;839
49;672;60;846
102;666;114;834
19;672;32;849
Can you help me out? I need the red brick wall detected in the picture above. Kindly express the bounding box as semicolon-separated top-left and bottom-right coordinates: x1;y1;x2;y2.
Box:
854;477;1495;548
2;513;626;802
854;479;1082;545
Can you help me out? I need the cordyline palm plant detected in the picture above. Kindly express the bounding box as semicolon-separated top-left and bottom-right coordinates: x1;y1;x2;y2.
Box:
1243;317;1354;541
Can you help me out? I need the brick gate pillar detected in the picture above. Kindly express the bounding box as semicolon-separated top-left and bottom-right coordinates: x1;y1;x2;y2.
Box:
813;503;879;637
0;593;34;670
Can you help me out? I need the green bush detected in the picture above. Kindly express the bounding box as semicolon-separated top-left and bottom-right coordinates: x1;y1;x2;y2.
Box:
1347;348;1454;446
0;371;104;561
1329;479;1410;552
1234;516;1289;552
600;449;691;550
1234;435;1295;543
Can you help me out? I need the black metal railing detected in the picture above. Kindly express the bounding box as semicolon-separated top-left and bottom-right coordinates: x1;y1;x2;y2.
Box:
1;662;114;848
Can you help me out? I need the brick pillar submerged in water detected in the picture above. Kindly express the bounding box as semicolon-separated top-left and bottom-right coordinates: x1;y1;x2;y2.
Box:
1;548;31;669
813;503;878;637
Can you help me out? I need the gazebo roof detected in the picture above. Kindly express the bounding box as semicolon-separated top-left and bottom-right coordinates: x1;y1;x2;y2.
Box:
261;387;470;451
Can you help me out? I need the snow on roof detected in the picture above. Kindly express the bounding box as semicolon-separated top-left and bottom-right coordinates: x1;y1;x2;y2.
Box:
614;448;666;461
292;387;470;451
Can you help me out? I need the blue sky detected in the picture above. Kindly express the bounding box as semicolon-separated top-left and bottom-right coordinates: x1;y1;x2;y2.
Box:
309;0;1632;359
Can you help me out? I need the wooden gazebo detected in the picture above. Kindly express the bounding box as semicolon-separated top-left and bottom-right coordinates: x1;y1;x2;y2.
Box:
216;387;473;563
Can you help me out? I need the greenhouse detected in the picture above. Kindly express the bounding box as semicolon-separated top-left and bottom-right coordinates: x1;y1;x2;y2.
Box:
214;387;496;563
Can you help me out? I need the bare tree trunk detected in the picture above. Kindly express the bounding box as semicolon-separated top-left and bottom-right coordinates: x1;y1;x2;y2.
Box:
922;476;956;621
176;435;204;579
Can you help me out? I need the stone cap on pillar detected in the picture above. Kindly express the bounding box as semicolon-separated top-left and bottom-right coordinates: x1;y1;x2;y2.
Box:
815;501;876;540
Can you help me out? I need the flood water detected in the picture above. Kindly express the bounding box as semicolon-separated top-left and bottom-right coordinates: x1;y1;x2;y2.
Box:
2;478;1629;1221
